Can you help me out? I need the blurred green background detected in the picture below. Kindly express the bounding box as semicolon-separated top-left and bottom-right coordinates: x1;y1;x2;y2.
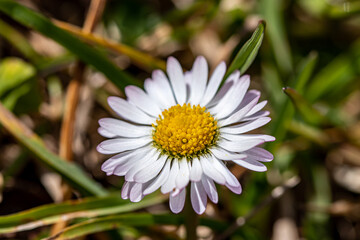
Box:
0;0;360;239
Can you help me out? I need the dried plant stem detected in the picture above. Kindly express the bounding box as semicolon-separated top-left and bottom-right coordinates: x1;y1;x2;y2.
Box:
52;19;166;71
50;0;107;235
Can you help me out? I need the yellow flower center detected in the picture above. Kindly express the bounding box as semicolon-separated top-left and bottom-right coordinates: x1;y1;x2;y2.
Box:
152;103;218;159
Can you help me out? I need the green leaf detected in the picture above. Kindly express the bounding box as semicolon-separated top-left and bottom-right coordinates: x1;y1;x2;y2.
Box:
288;120;329;147
225;21;265;78
0;58;41;112
0;58;35;97
0;103;107;197
307;41;360;102
2;84;31;110
266;52;318;152
0;194;165;234
47;214;236;240
283;87;326;126
0;19;43;65
261;63;285;110
0;1;141;91
293;51;318;94
260;0;293;74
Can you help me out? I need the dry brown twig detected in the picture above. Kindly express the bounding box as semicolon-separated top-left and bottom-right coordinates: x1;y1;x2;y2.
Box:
50;0;107;235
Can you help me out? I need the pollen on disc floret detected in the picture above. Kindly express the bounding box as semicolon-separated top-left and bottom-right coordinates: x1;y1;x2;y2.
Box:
152;103;219;159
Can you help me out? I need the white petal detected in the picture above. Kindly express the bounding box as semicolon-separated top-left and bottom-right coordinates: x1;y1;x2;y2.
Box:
211;158;240;187
210;147;247;161
221;134;275;143
219;138;264;152
167;57;186;104
125;85;162;117
97;137;151;154
206;71;238;107
169;188;186;214
107;97;155;125
234;134;275;142
244;147;274;162
200;61;226;106
129;183;144;202
189;158;203;181
201;176;218;203
113;148;152;176
98;127;117;138
226;183;242;194
191;181;207;214
175;159;190;190
143;159;171;195
245;100;267;117
221;133;275;142
211;75;250;119
125;149;159;181
233;158;267;172
144;78;167;109
242;111;270;121
99;118;152;138
101;149;143;174
241;90;261;105
121;181;133;199
218;91;260;126
184;71;192;102
220;117;271;134
188;56;208;105
147;70;176;108
200;157;226;184
161;159;180;194
134;155;167;183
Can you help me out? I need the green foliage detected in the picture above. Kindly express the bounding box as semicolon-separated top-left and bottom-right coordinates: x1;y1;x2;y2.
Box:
0;0;360;239
226;21;265;78
0;194;164;234
0;0;141;91
0;104;108;197
103;0;160;45
0;58;41;113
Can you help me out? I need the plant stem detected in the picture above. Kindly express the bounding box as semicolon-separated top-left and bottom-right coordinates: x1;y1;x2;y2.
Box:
185;189;198;240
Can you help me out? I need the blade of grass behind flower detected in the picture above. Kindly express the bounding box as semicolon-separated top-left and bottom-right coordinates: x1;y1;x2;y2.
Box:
0;194;164;234
259;0;293;74
225;21;265;79
266;52;318;152
283;87;326;126
0;19;43;65
307;40;360;102
54;20;166;72
0;102;107;197
0;1;141;91
46;214;236;240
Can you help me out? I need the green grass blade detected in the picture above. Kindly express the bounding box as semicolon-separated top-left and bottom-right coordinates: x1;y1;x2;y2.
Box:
0;194;164;234
260;0;293;74
267;52;318;151
47;214;181;240
293;51;318;94
225;21;265;78
0;102;107;197
283;87;326;126
47;213;235;240
0;19;43;65
307;41;360;102
0;1;141;90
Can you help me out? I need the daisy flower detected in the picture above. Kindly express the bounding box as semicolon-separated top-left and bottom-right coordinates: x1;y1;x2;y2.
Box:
97;56;274;214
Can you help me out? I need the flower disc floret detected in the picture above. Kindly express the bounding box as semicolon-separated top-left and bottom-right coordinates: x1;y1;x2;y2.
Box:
152;103;218;159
